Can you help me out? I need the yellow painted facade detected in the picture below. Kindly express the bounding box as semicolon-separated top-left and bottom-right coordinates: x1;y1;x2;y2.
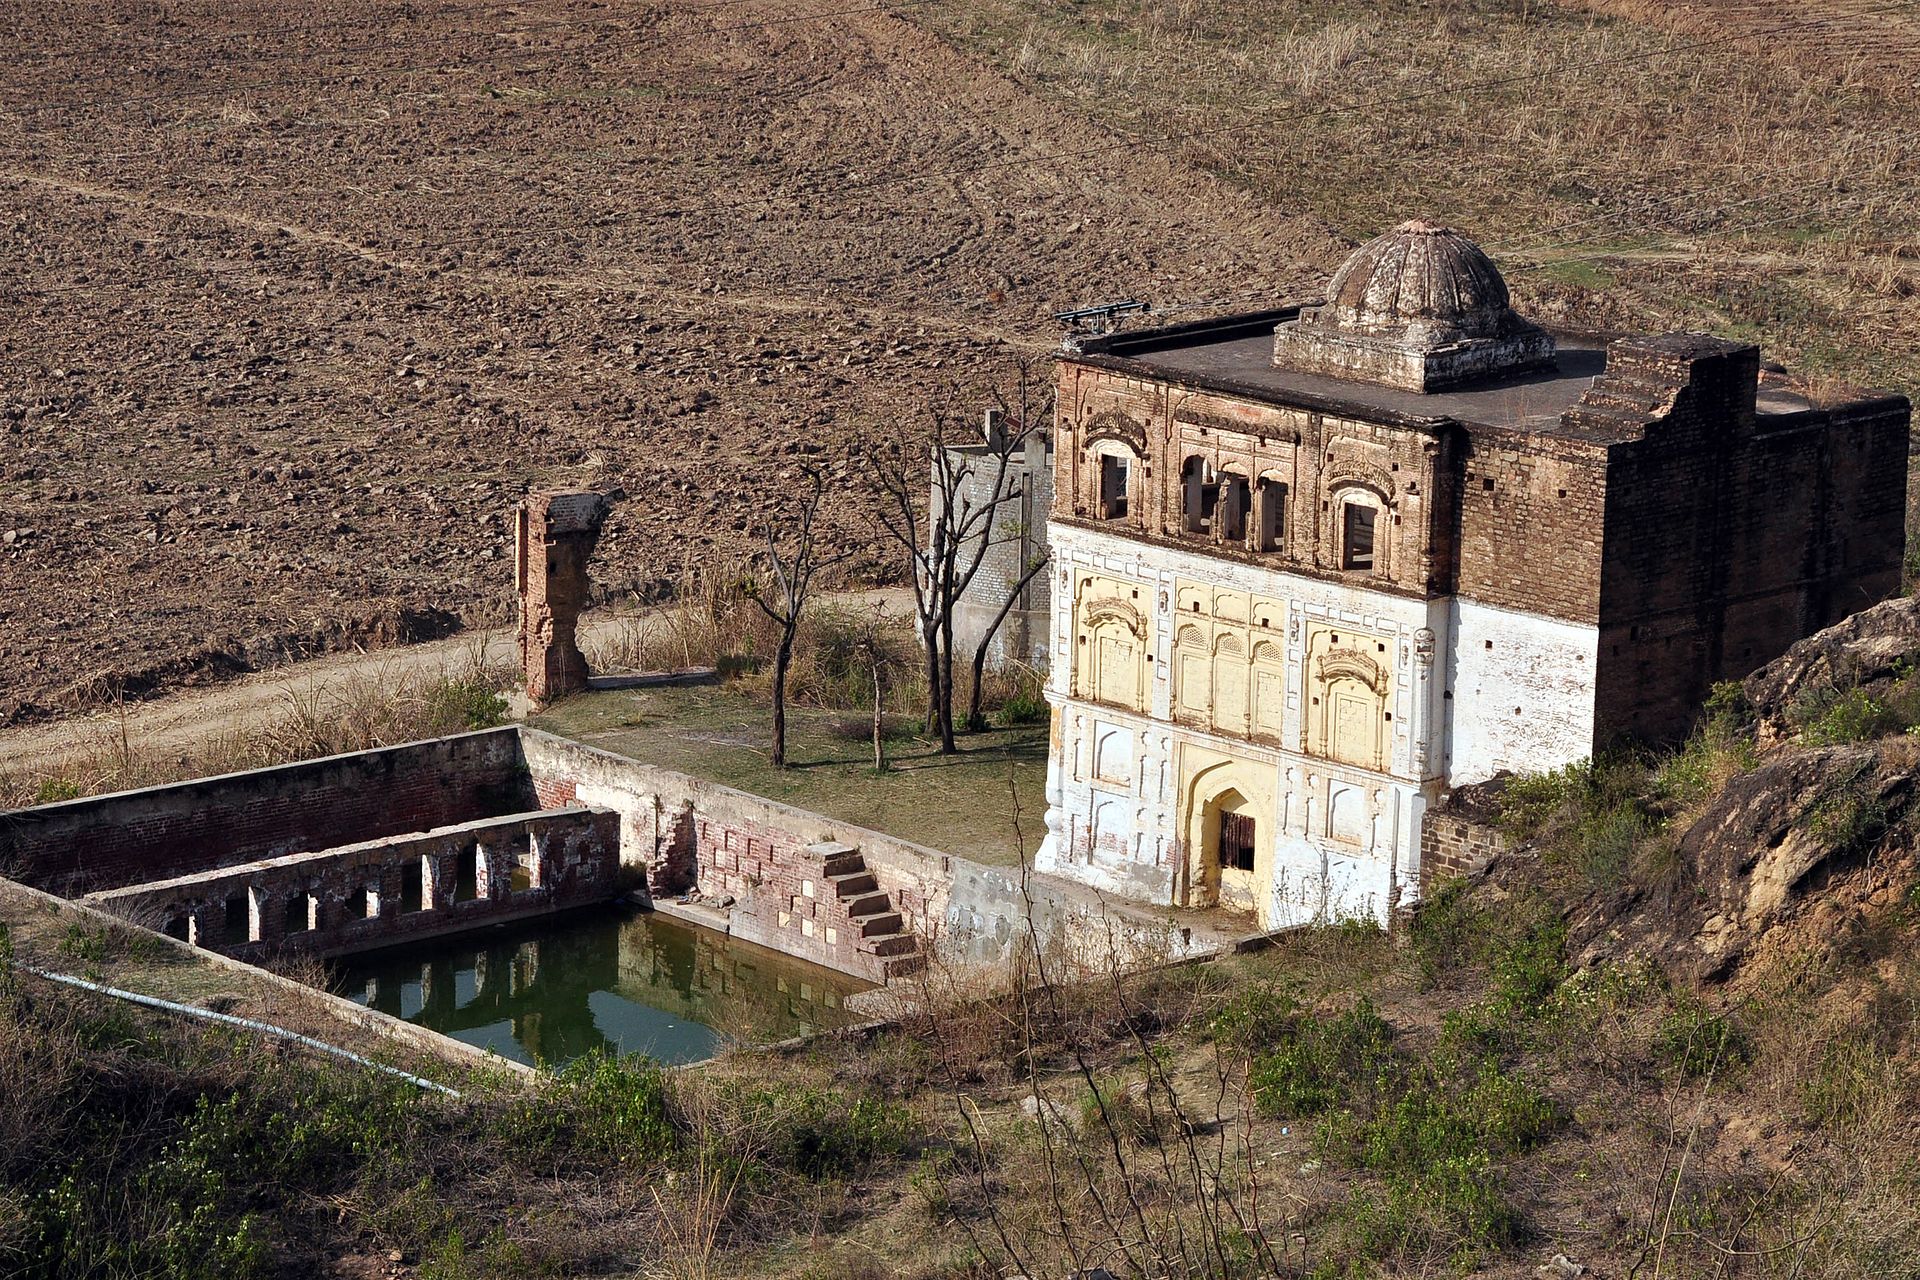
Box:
1304;624;1394;771
1070;570;1152;713
1171;581;1286;744
1177;747;1276;913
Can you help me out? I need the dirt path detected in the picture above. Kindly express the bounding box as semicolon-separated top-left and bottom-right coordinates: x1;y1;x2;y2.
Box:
0;589;914;780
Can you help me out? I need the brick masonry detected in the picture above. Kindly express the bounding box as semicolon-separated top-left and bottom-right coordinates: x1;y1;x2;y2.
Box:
939;429;1056;671
516;488;612;704
0;729;536;897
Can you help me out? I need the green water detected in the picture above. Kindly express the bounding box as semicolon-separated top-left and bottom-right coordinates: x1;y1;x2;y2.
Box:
329;906;872;1067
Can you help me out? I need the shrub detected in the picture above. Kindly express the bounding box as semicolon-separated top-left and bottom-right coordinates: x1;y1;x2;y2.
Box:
1654;995;1751;1079
423;675;509;732
722;1084;913;1181
1795;687;1901;745
995;680;1049;727
1804;761;1890;857
1080;1075;1160;1146
1499;756;1654;888
32;777;83;804
496;1051;677;1169
1207;981;1299;1054
1408;880;1489;986
1250;999;1394;1118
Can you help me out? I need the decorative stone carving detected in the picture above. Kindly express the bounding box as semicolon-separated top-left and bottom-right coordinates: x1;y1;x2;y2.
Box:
1316;647;1387;693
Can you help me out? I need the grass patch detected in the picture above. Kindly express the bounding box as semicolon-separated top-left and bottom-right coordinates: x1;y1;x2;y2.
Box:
535;683;1047;865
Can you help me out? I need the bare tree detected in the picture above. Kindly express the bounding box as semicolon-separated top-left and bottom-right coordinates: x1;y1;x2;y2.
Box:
742;469;844;769
852;603;894;773
864;361;1053;754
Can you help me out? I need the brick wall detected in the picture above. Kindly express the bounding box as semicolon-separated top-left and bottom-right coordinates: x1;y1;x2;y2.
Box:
1454;432;1608;623
1588;337;1910;745
0;728;536;896
1416;779;1509;892
518;729;1214;980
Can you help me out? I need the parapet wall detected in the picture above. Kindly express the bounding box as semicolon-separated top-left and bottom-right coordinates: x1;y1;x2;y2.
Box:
84;806;620;961
1;729;535;897
519;729;1213;976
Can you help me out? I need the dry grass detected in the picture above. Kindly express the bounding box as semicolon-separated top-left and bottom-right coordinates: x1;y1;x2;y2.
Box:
0;651;517;811
920;0;1920;393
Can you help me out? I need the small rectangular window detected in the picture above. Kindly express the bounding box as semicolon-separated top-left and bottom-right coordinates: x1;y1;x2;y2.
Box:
1342;503;1376;571
454;847;480;902
1098;455;1130;519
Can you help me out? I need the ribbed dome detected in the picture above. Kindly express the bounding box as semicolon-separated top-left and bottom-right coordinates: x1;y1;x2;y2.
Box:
1321;219;1512;343
1270;217;1554;392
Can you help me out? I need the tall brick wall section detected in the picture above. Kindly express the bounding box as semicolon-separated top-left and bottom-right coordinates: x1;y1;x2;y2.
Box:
1587;337;1910;745
1453;432;1608;623
942;434;1055;671
0;728;536;897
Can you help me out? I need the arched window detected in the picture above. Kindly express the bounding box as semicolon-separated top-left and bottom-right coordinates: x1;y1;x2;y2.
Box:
1338;493;1383;572
1181;456;1217;535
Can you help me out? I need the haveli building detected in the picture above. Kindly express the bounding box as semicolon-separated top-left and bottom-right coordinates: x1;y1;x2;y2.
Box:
1034;219;1912;928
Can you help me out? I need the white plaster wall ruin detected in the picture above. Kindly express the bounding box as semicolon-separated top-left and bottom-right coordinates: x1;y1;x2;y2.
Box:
1443;599;1599;785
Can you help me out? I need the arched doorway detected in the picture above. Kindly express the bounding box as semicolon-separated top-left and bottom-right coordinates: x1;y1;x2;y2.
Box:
1181;760;1271;915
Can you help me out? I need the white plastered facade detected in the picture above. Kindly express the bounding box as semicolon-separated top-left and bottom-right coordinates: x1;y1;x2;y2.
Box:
1035;521;1600;928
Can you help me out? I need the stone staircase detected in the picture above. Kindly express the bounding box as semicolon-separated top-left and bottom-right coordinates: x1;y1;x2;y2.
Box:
815;842;924;980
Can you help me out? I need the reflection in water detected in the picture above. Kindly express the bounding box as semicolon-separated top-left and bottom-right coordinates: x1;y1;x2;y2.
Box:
330;906;873;1067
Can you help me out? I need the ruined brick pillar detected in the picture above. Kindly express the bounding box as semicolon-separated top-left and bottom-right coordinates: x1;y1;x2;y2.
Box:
515;489;613;706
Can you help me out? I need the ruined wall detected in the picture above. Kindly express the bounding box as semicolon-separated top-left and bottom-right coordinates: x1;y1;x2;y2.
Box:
1420;794;1505;886
517;489;612;704
1584;336;1911;746
85;805;620;960
0;729;535;897
941;432;1055;671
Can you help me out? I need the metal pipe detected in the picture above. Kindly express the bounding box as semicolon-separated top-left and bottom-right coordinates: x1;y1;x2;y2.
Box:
23;968;462;1098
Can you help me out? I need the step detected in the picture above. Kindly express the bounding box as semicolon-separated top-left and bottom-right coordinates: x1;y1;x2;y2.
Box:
821;852;865;878
828;871;878;898
880;953;927;980
843;891;892;917
862;931;917;956
855;911;903;937
805;841;866;878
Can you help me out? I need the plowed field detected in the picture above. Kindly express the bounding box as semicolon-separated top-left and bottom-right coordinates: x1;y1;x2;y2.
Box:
1;0;1345;723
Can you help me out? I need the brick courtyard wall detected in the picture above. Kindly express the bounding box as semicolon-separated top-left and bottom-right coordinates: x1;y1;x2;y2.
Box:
519;730;1214;981
0;728;535;896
